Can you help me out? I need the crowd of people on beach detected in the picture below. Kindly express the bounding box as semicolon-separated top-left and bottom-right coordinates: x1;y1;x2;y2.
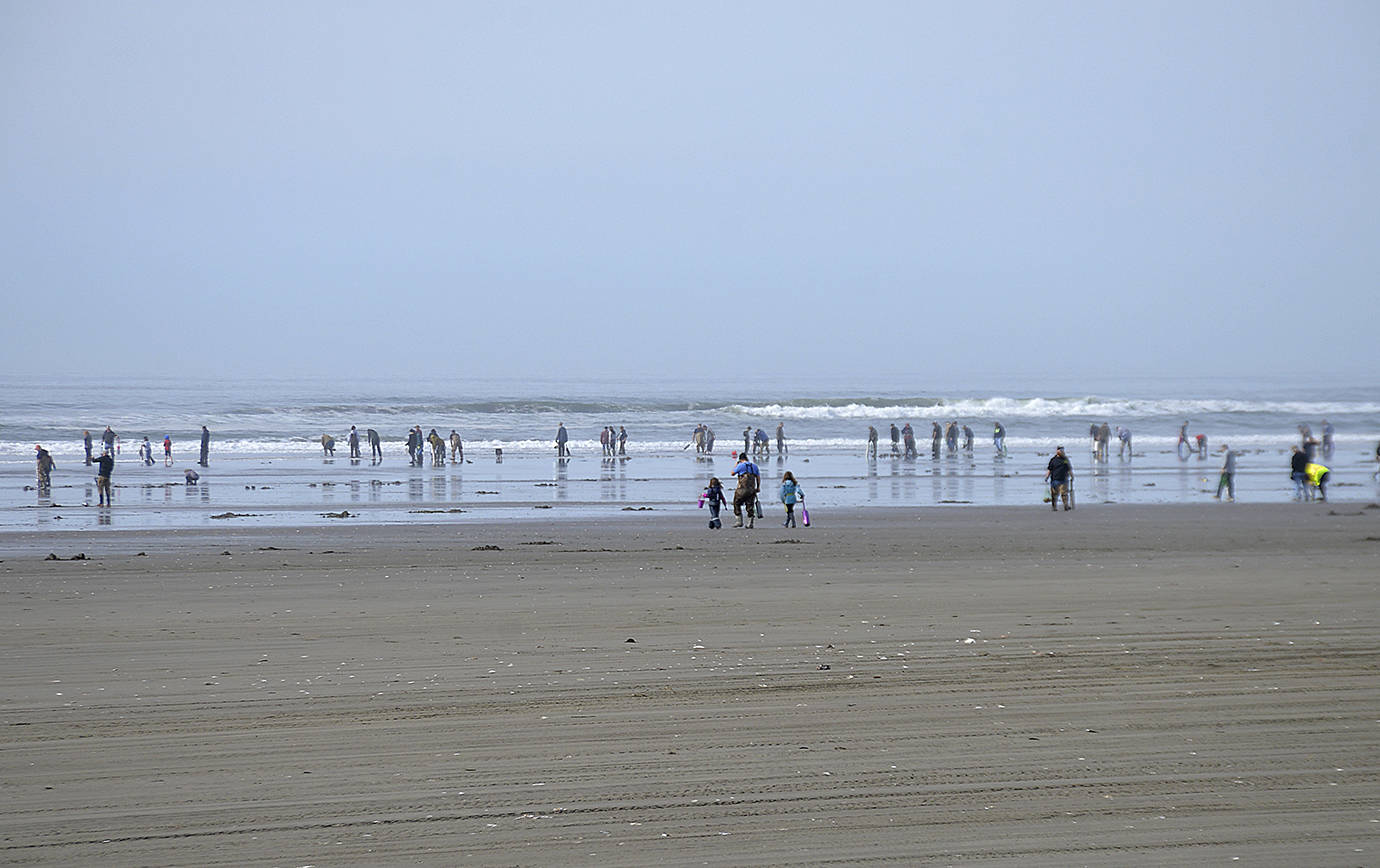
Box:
29;416;1377;511
861;421;987;459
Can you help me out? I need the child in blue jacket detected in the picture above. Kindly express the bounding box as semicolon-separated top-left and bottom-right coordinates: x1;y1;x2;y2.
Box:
779;471;803;528
702;477;727;529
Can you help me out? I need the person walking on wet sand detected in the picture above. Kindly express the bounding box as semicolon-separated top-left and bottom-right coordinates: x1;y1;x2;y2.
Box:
702;476;727;528
779;471;803;528
35;445;56;492
199;426;210;467
1044;445;1073;512
1215;444;1240;502
367;428;382;463
731;453;760;528
94;449;114;506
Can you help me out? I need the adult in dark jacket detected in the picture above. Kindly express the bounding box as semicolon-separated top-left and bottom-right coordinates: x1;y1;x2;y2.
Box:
1045;446;1073;512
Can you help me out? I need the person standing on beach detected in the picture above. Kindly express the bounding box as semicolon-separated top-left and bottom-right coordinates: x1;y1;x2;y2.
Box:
450;430;463;463
35;445;56;492
702;476;727;529
928;422;940;458
1302;434;1318;463
600;426;610;456
867;425;878;457
1289;445;1308;499
102;425;117;456
776;422;788;457
993;421;1006;456
1215;445;1240;502
1321;419;1335;459
94;449;114;506
779;471;803;528
198;426;210;467
962;424;974;453
902;423;917;458
1097;422;1112;462
83;430;93;466
890;423;900;455
731;453;760;528
367;428;382;463
1044;445;1073;512
556;422;569;458
945;421;959;454
348;426;361;459
618;426;627;455
163;435;173;466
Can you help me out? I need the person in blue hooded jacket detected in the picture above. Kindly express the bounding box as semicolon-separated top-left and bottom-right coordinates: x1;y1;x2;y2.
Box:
779;471;804;528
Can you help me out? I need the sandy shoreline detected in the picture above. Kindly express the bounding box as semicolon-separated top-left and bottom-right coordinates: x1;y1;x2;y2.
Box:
2;505;1378;865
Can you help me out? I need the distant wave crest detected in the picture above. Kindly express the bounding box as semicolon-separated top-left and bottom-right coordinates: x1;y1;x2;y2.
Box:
728;397;1380;420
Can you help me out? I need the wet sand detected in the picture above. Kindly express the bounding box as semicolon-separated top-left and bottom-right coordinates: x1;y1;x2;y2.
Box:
2;504;1378;865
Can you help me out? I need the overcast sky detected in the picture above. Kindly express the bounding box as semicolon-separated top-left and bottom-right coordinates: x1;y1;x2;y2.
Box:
2;1;1376;383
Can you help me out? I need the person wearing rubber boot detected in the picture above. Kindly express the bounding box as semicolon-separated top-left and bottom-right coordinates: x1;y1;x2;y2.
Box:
731;454;760;528
1044;445;1073;512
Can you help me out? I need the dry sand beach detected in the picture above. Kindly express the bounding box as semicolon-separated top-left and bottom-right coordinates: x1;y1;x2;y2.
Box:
2;504;1378;866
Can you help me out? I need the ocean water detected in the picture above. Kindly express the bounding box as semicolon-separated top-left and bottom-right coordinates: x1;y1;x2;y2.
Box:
3;373;1377;533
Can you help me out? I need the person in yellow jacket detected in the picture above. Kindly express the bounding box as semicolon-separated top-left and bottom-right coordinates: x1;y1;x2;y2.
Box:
1304;462;1330;502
